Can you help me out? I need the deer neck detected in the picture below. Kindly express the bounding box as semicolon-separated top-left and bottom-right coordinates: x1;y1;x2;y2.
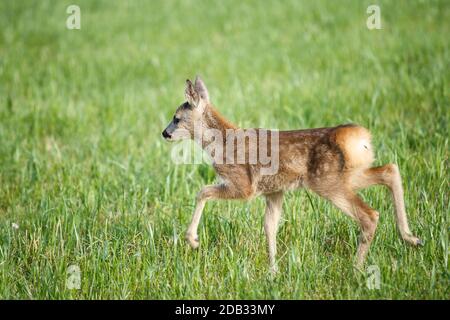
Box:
196;105;237;150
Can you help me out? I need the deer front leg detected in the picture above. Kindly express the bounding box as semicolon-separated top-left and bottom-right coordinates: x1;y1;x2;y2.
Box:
185;183;251;249
185;192;207;249
264;192;284;274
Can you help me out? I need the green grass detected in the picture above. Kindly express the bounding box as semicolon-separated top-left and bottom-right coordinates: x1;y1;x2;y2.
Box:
0;0;448;299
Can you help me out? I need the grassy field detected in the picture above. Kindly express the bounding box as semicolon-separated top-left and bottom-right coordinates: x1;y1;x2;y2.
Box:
0;0;448;299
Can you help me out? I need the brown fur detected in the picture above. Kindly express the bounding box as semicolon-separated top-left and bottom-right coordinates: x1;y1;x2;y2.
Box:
163;77;422;272
334;125;374;169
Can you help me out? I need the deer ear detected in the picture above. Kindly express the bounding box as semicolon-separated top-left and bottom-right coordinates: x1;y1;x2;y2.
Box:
194;76;210;103
185;79;199;107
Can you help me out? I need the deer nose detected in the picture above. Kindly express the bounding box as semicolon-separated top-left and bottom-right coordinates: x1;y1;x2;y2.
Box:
162;130;171;139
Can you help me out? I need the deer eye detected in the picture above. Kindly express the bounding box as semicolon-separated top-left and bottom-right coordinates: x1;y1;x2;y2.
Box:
173;117;180;124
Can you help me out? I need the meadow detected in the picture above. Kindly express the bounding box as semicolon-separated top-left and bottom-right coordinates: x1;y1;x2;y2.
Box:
0;0;448;299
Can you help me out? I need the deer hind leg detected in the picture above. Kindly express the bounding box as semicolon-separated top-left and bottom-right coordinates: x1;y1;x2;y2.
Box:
264;191;284;274
351;164;423;246
328;191;379;268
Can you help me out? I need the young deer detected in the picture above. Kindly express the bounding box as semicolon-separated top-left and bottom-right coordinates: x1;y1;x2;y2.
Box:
162;76;422;272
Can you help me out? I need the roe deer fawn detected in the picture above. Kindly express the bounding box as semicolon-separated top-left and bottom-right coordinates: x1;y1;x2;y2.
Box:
162;76;422;273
